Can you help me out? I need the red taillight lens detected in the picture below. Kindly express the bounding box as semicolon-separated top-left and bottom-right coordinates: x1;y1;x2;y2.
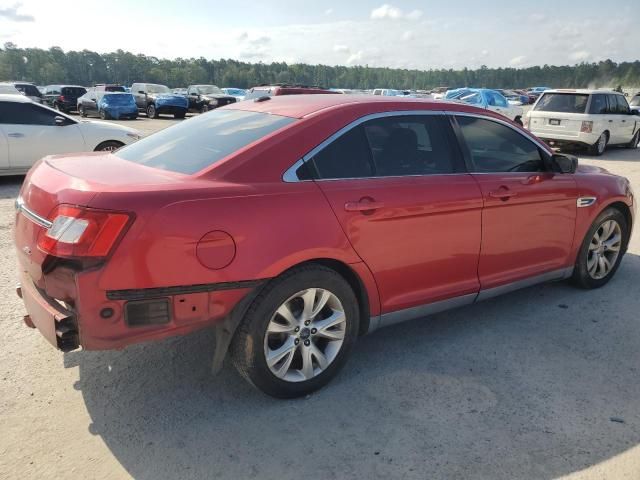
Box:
581;121;593;133
37;205;132;258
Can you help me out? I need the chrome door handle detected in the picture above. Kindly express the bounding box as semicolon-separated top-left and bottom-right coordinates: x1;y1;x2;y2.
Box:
7;133;24;138
488;188;517;200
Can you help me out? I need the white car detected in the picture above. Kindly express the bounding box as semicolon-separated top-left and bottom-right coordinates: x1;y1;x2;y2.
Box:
525;89;640;155
0;94;142;175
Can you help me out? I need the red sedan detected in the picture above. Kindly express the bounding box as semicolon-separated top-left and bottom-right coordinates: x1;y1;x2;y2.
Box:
14;95;635;398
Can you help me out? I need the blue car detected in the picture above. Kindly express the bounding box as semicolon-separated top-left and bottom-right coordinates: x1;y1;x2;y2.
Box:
443;88;524;124
78;91;138;120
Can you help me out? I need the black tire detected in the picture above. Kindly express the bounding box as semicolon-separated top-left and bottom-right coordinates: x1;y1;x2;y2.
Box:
627;130;639;149
99;110;109;120
588;132;608;156
79;106;87;118
572;207;628;289
146;104;157;118
94;140;124;152
514;116;523;126
200;104;209;113
174;111;186;119
231;265;360;398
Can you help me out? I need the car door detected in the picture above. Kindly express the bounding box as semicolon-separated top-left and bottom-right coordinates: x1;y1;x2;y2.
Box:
85;90;99;116
453;114;578;292
308;113;483;316
605;94;625;144
0;127;8;169
0;101;85;170
132;84;146;110
615;94;636;142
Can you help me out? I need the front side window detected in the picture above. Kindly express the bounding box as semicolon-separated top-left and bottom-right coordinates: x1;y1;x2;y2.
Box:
310;115;455;179
615;95;630;114
115;110;295;175
456;116;544;173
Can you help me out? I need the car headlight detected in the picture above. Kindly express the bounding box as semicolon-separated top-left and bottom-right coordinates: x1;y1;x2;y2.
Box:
208;98;218;107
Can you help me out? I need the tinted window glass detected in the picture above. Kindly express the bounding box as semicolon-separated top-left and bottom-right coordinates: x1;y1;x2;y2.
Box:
0;102;65;125
534;93;588;113
607;95;619;114
115;110;295;175
457;116;544;173
61;87;87;97
15;84;41;97
615;95;630;114
589;94;608;114
311;125;373;179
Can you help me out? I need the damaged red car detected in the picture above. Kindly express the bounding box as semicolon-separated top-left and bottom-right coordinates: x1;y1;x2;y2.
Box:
15;95;635;398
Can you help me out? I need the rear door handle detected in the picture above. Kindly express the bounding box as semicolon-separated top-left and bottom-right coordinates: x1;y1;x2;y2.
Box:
344;199;385;212
7;133;24;138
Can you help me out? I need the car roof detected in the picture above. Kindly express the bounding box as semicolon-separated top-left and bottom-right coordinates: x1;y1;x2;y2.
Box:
0;93;32;103
544;89;621;95
224;93;482;119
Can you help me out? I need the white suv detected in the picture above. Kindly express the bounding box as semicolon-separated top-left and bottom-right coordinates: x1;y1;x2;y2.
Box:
525;89;640;155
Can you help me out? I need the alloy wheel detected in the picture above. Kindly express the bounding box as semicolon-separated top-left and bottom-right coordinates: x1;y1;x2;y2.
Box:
264;288;346;382
587;219;622;279
597;133;607;154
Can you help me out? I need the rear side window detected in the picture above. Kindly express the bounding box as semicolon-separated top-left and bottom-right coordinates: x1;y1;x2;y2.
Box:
15;84;41;97
534;93;588;113
589;94;608;114
615;95;630;114
310;115;455;179
456;116;544;173
630;95;640;107
115;110;295;175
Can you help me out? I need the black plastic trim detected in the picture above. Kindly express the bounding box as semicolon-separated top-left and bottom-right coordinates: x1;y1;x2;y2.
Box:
107;279;267;301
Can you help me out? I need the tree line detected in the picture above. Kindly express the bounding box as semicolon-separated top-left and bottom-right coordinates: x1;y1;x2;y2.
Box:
1;43;639;90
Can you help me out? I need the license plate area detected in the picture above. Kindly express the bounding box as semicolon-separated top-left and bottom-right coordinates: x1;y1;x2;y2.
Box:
549;119;561;126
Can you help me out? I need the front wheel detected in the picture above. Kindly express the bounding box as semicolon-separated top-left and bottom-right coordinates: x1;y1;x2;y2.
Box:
572;208;628;289
627;130;639;149
231;265;360;398
79;105;87;117
146;104;157;118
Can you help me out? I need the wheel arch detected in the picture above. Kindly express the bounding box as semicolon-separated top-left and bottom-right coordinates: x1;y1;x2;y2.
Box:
93;140;124;152
604;200;633;248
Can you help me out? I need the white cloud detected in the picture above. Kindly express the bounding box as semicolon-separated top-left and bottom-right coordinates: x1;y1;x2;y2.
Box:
325;8;333;15
237;32;248;42
333;44;350;53
346;50;364;65
530;13;545;22
371;4;422;21
481;49;489;56
509;55;526;66
569;50;590;62
402;31;414;41
0;3;35;22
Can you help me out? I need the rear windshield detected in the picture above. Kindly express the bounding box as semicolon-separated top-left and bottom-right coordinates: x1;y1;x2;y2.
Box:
15;84;41;97
115;109;295;174
61;87;87;97
103;93;134;104
104;85;125;92
534;93;589;113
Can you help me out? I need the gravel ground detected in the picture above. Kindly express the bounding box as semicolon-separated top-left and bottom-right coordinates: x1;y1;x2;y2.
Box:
1;122;640;479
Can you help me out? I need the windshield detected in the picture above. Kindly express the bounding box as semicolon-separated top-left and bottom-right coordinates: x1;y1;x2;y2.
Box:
105;85;126;92
0;85;20;94
197;85;223;95
16;84;41;96
115;110;296;175
534;93;589;113
103;93;135;104
225;88;245;95
630;95;640;107
147;84;171;94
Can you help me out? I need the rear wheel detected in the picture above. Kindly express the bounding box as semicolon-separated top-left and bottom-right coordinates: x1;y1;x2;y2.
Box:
79;105;87;118
200;104;209;113
627;130;639;149
231;265;360;398
589;132;608;156
146;104;157;118
94;140;124;152
99;110;110;120
572;207;628;289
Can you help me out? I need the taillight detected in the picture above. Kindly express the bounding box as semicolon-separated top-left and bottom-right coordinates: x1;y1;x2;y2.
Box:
581;121;593;133
37;205;133;258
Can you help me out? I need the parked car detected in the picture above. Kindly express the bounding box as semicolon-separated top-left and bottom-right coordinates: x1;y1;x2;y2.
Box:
131;83;188;119
444;88;524;124
186;85;237;113
372;88;405;96
13;94;635;398
78;91;138;120
95;84;126;93
495;89;529;106
243;84;339;100
629;93;640;114
525;89;640;155
527;86;551;101
173;88;187;96
221;88;246;101
1;82;43;103
42;85;87;113
0;94;141;175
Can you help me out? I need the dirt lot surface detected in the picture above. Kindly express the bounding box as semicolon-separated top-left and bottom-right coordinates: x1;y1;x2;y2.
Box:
1;116;640;479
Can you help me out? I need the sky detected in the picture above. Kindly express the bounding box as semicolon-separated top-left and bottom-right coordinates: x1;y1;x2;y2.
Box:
0;0;638;70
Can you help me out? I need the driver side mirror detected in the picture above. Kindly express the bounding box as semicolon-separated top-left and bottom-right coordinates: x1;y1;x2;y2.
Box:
138;90;145;95
54;116;66;126
551;153;578;174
